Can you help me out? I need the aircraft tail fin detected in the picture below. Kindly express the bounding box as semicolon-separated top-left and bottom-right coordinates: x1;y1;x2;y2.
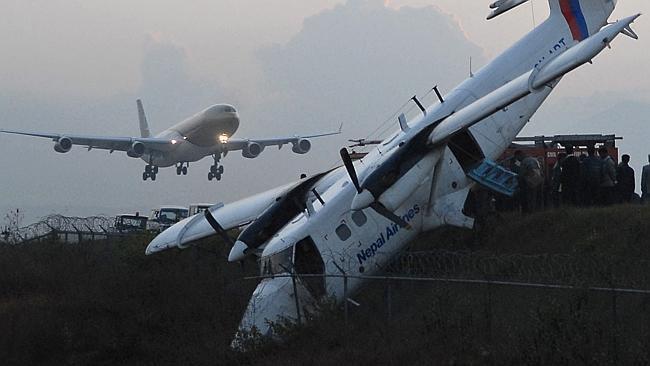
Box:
136;99;151;138
548;0;616;43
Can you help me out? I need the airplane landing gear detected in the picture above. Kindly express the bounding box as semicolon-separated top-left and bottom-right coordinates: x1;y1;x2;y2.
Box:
143;164;159;181
208;165;224;181
175;162;188;176
208;154;224;181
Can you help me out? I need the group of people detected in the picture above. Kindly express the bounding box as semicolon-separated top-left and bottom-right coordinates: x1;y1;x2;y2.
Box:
553;145;628;206
511;146;650;213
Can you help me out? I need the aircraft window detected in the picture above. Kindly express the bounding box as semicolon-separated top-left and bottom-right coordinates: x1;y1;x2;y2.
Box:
260;245;294;276
223;106;235;113
335;223;352;241
351;211;367;227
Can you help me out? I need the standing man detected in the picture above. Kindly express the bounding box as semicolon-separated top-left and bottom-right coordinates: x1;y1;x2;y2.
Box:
560;146;581;206
581;146;602;206
616;154;635;203
598;146;617;205
642;154;650;204
515;150;544;213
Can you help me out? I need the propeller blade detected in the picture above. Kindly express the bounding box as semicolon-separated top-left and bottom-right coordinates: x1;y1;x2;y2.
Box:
370;202;411;230
203;209;234;246
340;148;362;193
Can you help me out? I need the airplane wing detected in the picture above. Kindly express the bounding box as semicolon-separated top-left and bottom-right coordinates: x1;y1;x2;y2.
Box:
145;181;297;255
0;129;178;153
220;125;342;154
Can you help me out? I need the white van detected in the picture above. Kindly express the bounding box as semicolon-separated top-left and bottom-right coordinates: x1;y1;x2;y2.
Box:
147;206;189;232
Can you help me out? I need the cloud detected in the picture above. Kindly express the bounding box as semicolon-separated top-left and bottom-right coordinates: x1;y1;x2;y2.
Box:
137;36;231;125
254;0;486;141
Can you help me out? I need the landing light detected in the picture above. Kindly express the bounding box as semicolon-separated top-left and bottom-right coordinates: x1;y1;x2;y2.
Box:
219;134;229;144
171;139;178;145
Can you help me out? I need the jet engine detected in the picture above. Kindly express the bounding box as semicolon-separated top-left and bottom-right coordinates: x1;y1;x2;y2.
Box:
54;137;73;153
127;141;146;158
291;139;311;154
242;142;264;159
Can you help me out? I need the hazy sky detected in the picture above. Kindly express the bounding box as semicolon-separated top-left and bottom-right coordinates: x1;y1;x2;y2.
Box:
1;0;648;224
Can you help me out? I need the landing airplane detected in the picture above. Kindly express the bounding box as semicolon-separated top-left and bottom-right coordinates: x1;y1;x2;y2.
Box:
0;100;340;181
145;0;639;343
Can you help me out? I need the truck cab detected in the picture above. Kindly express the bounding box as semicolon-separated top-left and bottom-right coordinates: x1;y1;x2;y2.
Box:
147;206;189;232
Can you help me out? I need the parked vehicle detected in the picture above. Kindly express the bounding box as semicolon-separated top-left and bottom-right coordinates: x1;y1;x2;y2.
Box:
113;213;148;233
147;206;189;232
188;203;214;216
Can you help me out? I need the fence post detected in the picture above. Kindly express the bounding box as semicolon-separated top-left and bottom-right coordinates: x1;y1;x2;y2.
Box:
331;261;349;328
385;279;392;322
290;270;302;325
611;288;619;365
484;278;493;343
343;273;349;327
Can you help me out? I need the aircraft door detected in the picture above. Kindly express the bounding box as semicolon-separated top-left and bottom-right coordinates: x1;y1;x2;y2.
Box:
293;236;326;300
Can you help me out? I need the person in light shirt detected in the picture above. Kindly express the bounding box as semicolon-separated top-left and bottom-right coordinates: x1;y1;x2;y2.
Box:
642;154;650;204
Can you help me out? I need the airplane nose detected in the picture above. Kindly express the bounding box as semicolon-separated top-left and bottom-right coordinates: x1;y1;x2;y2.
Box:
232;273;322;348
351;189;374;211
231;276;301;349
228;240;249;262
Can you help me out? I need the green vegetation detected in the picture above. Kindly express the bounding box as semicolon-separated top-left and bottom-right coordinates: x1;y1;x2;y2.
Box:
2;205;650;365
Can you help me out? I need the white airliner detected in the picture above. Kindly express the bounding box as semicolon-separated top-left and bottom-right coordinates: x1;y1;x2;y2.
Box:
145;0;639;343
0;100;340;181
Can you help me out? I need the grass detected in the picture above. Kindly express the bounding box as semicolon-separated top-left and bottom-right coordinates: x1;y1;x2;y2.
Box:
2;205;650;365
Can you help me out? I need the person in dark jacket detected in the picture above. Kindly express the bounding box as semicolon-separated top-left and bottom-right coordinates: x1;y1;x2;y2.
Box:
551;152;566;207
581;146;602;206
616;154;635;203
515;150;544;213
560;146;581;206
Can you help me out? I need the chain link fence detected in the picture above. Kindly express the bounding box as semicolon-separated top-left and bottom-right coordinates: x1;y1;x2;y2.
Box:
1;214;117;244
385;250;650;289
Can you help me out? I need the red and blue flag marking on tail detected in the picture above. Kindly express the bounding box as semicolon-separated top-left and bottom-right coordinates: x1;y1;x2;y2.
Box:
560;0;589;41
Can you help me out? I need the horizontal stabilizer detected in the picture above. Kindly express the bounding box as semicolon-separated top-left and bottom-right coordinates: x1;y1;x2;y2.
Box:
621;24;639;40
487;0;529;20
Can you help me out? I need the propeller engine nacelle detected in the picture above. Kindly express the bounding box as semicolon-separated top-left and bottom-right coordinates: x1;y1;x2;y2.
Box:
53;137;72;153
242;142;264;159
291;139;311;154
127;141;146;158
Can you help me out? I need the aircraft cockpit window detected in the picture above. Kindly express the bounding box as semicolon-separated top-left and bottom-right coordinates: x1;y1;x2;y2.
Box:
260;245;294;276
335;223;352;241
351;210;367;227
223;106;236;113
